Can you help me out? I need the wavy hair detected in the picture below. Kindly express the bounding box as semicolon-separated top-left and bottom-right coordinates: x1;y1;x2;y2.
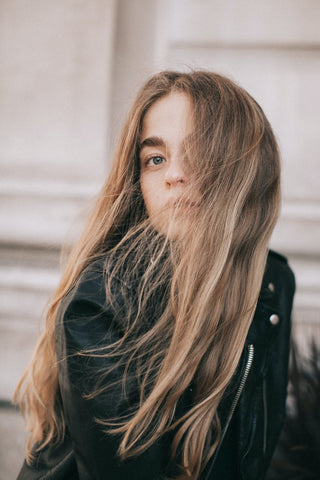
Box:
14;71;281;479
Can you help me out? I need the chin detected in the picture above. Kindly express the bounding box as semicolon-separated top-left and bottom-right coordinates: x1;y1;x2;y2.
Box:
149;211;193;240
162;218;191;240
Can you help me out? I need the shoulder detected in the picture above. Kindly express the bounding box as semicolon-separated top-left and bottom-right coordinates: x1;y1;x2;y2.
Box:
265;249;296;299
247;249;296;352
58;254;125;317
247;249;295;346
258;249;296;320
65;255;108;307
55;255;125;355
268;249;288;264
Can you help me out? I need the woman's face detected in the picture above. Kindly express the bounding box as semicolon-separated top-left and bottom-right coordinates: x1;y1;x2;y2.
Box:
139;92;199;237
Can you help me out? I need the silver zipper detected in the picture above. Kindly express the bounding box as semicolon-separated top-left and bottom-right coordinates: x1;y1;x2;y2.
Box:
204;344;255;479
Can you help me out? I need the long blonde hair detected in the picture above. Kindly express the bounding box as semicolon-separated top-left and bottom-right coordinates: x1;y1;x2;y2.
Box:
14;71;281;479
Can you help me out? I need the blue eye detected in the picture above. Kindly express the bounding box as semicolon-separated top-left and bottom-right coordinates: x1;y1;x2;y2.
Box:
149;156;164;166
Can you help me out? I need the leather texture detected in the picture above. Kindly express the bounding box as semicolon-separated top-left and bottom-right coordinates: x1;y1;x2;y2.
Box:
17;250;295;479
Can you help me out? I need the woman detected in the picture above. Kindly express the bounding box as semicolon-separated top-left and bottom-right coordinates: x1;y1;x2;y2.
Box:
15;71;295;479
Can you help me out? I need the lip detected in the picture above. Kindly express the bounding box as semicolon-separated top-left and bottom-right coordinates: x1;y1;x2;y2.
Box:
175;201;195;209
166;198;198;210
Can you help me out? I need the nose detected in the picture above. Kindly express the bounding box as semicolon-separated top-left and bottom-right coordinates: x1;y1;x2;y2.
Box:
164;159;187;187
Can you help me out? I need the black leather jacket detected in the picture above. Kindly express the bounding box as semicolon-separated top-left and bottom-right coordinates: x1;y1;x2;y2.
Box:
17;250;295;480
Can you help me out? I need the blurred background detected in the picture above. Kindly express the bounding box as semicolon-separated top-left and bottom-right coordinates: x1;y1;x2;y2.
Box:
1;0;319;478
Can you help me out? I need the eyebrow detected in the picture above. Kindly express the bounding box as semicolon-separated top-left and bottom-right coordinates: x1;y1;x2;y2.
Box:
139;136;166;151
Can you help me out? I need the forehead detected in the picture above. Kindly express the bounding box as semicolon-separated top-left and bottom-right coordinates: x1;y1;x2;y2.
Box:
141;92;193;143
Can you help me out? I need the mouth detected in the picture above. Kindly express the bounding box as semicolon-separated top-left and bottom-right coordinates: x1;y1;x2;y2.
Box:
168;198;198;211
175;196;198;206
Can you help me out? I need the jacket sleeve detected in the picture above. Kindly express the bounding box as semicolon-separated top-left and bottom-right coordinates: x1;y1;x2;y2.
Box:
262;256;295;470
262;257;296;472
238;252;296;480
55;261;167;480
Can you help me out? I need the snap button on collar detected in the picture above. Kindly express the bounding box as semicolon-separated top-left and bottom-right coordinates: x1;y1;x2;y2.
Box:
268;282;275;293
269;314;279;325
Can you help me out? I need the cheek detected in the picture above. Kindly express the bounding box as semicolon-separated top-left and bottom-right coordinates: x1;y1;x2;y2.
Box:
140;175;163;219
